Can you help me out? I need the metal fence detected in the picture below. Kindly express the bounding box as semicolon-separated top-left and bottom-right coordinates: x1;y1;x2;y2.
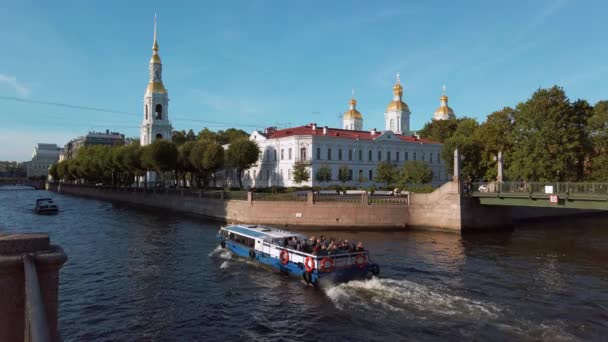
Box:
314;193;361;204
369;195;409;205
252;192;307;202
472;182;608;196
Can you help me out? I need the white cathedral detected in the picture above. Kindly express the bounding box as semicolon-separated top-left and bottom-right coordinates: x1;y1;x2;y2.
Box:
229;77;457;189
138;17;458;189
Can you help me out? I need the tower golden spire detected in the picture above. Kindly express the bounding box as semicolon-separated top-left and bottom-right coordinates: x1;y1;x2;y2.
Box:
153;13;159;52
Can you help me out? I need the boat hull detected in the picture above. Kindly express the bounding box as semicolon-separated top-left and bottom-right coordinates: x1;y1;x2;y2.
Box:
222;240;374;285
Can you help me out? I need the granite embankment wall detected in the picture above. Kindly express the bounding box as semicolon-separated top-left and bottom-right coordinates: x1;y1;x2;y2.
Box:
50;183;597;232
51;185;409;229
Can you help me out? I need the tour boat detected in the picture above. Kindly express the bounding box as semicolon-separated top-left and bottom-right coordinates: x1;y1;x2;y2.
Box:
216;224;380;286
34;198;59;215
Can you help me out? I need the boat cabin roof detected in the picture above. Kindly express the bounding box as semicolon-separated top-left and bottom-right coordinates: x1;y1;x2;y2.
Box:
222;224;306;241
36;198;53;203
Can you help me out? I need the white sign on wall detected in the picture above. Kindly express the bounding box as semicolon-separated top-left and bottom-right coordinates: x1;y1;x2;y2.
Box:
544;185;554;194
295;213;303;218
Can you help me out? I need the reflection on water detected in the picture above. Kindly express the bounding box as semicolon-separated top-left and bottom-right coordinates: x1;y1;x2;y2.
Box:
1;189;607;341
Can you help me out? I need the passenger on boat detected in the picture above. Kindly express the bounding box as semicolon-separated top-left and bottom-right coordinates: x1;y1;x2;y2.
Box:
356;242;364;252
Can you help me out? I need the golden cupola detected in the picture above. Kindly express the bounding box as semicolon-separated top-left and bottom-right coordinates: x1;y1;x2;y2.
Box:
343;90;363;131
343;97;363;120
386;73;409;112
433;86;455;120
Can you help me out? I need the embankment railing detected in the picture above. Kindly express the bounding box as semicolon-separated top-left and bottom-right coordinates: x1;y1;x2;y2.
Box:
23;254;51;342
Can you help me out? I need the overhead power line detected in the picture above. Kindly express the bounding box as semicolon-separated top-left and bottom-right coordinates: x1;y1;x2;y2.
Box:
0;95;291;129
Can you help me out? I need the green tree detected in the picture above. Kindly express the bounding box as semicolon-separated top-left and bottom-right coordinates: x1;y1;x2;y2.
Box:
292;162;310;185
418;118;459;143
375;161;398;186
226;138;260;188
141;140;178;187
398;161;433;188
315;164;332;184
588;101;608;180
509;86;586;182
178;141;195;187
189;139;224;188
474;107;515;181
217;128;249;145
441;117;484;180
48;163;58;182
338;164;351;184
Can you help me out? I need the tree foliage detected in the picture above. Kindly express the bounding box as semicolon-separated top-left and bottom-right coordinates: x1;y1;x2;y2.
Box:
315;165;332;184
226;138;260;188
397;161;433;188
375;161;398;186
338;165;351;183
292;162;310;185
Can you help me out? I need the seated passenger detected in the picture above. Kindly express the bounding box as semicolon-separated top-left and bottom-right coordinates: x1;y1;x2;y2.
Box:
356;241;364;252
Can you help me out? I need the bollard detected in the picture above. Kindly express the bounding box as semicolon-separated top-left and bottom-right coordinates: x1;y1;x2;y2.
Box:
0;233;67;342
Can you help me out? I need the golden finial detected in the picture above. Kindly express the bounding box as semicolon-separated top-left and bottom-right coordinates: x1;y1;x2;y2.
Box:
441;84;448;102
393;73;403;96
152;13;159;52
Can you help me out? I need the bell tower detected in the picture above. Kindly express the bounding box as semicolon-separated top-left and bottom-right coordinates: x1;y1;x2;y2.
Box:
384;73;411;135
140;14;172;146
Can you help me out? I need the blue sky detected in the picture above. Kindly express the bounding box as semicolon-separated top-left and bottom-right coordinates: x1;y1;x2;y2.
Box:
1;0;606;161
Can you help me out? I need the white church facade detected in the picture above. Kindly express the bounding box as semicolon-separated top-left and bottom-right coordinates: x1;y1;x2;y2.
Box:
230;77;451;188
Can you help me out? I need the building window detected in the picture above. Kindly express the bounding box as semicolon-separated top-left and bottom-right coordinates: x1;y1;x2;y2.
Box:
155;104;163;120
368;150;372;161
359;150;362;161
389;119;395;131
396;152;400;161
266;169;269;180
377;151;381;161
422;152;425;161
288;148;292;160
348;149;352;161
387;151;391;161
368;169;373;181
413;152;417;161
300;147;307;161
338;149;342;161
274;149;277;161
348;169;353;181
316;147;321;160
155;133;163;140
145;105;148;120
430;153;433;163
281;149;284;160
327;148;332;160
288;169;291;180
405;151;409;161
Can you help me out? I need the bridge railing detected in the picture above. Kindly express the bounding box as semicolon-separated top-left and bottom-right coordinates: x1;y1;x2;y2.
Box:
471;181;608;196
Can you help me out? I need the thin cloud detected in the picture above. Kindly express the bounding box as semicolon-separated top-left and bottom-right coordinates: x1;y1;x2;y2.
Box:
0;73;30;97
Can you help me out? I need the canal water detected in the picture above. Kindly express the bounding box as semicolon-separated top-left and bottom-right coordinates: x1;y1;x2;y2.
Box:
1;187;607;341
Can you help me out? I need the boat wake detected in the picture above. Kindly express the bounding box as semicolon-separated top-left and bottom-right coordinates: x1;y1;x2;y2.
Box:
324;277;500;320
208;246;232;260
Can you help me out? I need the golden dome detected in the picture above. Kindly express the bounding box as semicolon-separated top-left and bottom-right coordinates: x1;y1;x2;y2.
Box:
386;100;409;112
344;109;363;120
440;94;448;102
150;53;161;64
344;98;362;119
434;105;454;116
146;81;167;94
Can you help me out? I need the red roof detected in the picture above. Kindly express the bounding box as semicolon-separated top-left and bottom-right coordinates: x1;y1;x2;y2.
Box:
264;124;440;144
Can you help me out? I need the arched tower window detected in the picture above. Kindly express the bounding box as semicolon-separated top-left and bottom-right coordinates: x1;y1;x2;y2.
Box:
156;133;163;140
389;119;395;131
155;104;163;120
145;105;148;120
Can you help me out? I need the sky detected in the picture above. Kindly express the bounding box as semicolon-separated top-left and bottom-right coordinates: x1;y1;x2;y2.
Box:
1;0;607;161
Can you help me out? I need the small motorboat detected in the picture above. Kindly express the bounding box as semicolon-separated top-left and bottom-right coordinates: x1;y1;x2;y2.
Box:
34;198;59;215
217;224;380;286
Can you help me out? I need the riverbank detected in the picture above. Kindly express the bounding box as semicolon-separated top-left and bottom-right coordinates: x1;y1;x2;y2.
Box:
48;183;602;233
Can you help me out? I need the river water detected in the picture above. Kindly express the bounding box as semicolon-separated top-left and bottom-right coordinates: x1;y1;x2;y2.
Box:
1;187;607;341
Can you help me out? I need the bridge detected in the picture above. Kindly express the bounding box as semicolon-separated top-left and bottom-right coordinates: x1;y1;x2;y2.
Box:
471;182;608;210
0;177;46;190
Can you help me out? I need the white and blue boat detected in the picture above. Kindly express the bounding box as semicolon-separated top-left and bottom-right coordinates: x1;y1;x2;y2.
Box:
217;224;380;286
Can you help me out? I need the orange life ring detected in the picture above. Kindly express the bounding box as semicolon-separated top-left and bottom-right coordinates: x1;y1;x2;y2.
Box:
280;249;289;265
304;256;315;273
320;257;335;272
354;254;367;268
